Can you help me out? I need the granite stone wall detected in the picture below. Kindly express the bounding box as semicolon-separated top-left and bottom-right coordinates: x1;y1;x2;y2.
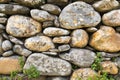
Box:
0;0;120;80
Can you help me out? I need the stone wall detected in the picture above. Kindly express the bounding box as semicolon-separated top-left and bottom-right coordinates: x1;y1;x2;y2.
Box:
0;0;120;80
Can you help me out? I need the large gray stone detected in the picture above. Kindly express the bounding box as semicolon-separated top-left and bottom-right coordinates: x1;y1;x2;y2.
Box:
6;15;42;37
59;48;96;67
59;1;101;29
0;4;30;15
24;53;72;76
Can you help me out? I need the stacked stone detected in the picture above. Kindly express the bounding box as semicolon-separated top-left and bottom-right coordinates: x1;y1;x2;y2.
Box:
0;0;120;80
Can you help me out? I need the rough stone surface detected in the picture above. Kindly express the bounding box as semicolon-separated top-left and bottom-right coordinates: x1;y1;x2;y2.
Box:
9;36;23;45
31;9;55;22
0;4;30;15
2;40;12;51
24;53;72;76
58;44;70;52
99;52;120;58
0;35;3;54
46;77;69;80
49;48;59;53
0;17;7;24
59;48;96;67
25;36;55;52
2;50;13;57
53;36;71;44
13;45;32;57
115;57;120;68
6;15;41;37
0;24;5;33
102;10;120;26
93;0;119;12
42;52;58;56
59;1;101;29
43;27;70;37
71;68;97;80
54;16;60;27
86;27;98;33
114;72;120;80
13;0;45;8
71;29;89;48
0;56;21;74
101;61;118;74
41;4;61;15
90;26;120;52
42;21;54;28
47;0;68;6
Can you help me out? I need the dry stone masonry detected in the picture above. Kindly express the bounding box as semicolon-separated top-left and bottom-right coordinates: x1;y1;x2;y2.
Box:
0;0;120;80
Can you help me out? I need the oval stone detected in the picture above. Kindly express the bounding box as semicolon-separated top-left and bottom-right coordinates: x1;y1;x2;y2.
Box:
24;53;72;76
71;68;97;80
6;15;41;37
89;26;120;52
31;9;55;22
59;48;96;67
25;36;55;52
59;1;101;29
43;27;70;37
102;10;120;27
71;29;89;48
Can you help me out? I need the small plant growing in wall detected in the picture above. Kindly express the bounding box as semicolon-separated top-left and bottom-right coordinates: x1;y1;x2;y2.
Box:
18;56;25;69
90;52;115;80
23;65;40;79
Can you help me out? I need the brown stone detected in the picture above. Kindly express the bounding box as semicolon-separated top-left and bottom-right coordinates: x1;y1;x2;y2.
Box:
101;61;118;74
0;56;21;74
71;29;89;48
53;36;71;44
6;15;41;37
71;68;97;80
25;36;55;52
90;26;120;52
